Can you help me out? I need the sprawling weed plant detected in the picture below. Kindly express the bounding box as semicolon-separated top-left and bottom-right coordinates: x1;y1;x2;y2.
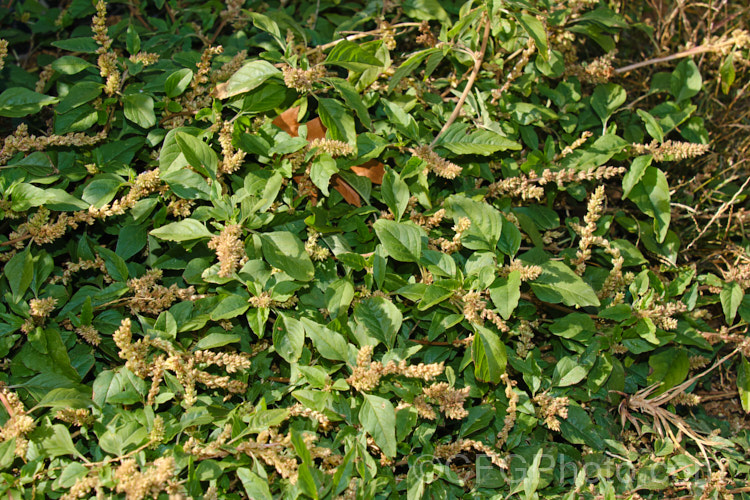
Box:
0;0;749;498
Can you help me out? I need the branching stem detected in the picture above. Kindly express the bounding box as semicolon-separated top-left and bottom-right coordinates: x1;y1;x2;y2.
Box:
431;14;490;146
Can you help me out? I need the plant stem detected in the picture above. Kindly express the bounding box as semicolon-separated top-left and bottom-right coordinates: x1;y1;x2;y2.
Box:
614;41;734;74
431;14;490;147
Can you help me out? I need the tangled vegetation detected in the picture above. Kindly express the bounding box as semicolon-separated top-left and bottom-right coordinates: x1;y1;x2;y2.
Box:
0;0;749;498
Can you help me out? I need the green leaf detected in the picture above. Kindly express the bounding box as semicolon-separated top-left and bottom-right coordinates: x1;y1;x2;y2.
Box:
444;195;503;251
670;59;702;101
325;279;354;319
591;83;626;121
11;183;88;211
359;394;397;458
51;56;93;75
622;155;652;199
353;297;403;348
165;68;194;98
0;88;59;117
489;271;521;320
324;40;384;72
210;294;251;320
273;314;305;364
720;281;744;324
122;94;156;128
388;48;441;93
373;219;423;263
193;332;240;350
514;13;549;60
720;53;736;94
301;318;350;363
636;109;664;143
310;154;338;196
382;168;409;222
33;387;93;410
648;349;689;394
472;324;507;384
549;313;595;342
126;24;141;54
175;131;218;179
553;356;590;387
260;231;315;282
56;82;102;114
436;127;521;155
403;0;449;22
318;98;356;144
737;356;750;413
627;166;671;243
150;219;214;241
238;468;273;500
219;60;281;98
382;99;419;141
527;259;600;308
5;250;33;301
51;37;99;53
30;424;82;459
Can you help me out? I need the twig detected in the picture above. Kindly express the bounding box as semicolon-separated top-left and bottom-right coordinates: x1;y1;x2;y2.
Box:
431;14;490;147
614;41;734;74
0;234;31;247
306;22;422;55
687;175;750;249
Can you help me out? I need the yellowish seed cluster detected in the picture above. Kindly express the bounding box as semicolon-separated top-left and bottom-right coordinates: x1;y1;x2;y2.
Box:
308;138;354;157
127;268;201;316
0;39;7;71
282;65;326;93
412;145;462;179
0;386;36;457
434;439;506;469
60;475;100;500
212;50;248;82
534;392;569;431
55;408;94;427
218;121;246;174
305;228;331;262
571;185;606;274
129;52;160;66
35;65;54;93
635;300;687;331
113;318;251;407
454;288;509;332
89;169;163;219
631;140;710;162
29;296;57;319
430;216;471;254
496;373;518;447
499;259;543;281
0;123;106;166
347;345;444;392
208;224;245;277
114;456;178;500
422;382;471;419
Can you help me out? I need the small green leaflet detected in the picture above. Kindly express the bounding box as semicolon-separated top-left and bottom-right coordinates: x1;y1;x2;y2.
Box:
359;394;397;458
301;317;350;363
324;40;384;72
0;88;59;117
720;281;744;324
373;219;423;262
150;219;214;241
260;231;315;282
737;357;750;413
472;324;507;384
627;166;671;243
217;60;281;99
